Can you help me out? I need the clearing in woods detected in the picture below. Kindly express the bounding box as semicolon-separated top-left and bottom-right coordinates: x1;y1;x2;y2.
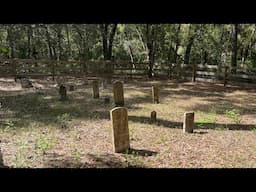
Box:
0;77;256;168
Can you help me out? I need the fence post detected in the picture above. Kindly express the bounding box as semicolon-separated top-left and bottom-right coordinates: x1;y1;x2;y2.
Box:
224;66;228;87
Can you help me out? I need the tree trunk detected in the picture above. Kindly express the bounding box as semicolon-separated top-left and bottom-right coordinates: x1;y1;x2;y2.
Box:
146;24;155;78
56;26;62;61
7;26;15;59
217;25;224;79
27;25;33;59
65;24;72;60
184;36;195;64
231;24;238;74
108;24;117;60
124;30;134;63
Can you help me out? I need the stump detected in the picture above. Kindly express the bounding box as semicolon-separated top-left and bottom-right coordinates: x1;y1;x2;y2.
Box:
113;81;124;107
150;111;157;123
92;80;99;98
59;85;67;101
110;107;130;153
183;112;194;133
152;85;159;104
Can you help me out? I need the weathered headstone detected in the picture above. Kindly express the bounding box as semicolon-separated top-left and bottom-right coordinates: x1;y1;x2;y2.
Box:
69;85;74;91
20;78;33;88
104;97;110;104
113;81;124;107
59;85;67;101
150;111;157;123
183;112;194;133
110;107;130;153
92;80;99;98
152;85;159;104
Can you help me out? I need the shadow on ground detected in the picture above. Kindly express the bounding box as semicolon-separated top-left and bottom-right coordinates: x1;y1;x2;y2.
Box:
129;115;256;131
43;152;148;168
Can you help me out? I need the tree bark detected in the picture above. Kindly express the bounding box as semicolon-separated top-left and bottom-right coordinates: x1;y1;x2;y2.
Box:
231;24;238;73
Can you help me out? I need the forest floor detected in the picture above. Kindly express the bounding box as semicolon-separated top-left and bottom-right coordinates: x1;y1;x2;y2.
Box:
0;77;256;168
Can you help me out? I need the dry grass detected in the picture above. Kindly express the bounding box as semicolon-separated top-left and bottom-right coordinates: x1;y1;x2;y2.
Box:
0;77;256;168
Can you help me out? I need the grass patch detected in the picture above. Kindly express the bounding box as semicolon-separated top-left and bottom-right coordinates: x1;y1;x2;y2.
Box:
225;109;242;124
195;111;216;128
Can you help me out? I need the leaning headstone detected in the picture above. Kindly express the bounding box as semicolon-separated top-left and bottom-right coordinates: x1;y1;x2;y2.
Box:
110;107;130;153
113;81;124;107
183;112;194;133
92;80;99;98
20;78;33;88
59;85;67;101
152;85;159;104
150;111;157;123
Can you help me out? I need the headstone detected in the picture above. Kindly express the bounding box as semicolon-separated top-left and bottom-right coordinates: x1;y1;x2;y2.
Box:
92;80;99;98
59;85;67;101
150;111;157;123
110;107;130;153
152;85;159;104
20;78;33;88
183;112;194;133
104;97;110;104
113;81;124;107
69;85;74;91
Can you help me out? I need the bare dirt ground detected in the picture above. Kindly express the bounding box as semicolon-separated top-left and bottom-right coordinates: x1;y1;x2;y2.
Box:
0;77;256;168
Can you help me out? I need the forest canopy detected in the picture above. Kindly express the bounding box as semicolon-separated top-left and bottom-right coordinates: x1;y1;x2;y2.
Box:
0;24;254;69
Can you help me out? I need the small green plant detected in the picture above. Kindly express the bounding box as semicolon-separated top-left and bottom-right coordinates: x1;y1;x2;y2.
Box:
71;148;81;162
57;113;71;122
35;135;55;154
195;112;216;128
14;151;30;168
225;109;241;124
56;113;72;128
4;120;15;129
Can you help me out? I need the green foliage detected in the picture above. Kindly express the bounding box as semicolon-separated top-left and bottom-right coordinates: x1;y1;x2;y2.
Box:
56;113;72;128
195;111;216;128
1;23;256;71
35;135;55;154
225;109;241;124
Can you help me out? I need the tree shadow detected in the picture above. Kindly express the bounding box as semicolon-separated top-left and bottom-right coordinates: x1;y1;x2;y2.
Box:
125;148;157;157
43;152;144;168
129;115;256;131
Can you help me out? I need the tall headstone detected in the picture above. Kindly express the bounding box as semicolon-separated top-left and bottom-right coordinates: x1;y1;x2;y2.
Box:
110;107;130;153
92;80;99;98
152;85;159;104
59;85;67;101
183;112;194;133
150;111;157;123
113;81;124;107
